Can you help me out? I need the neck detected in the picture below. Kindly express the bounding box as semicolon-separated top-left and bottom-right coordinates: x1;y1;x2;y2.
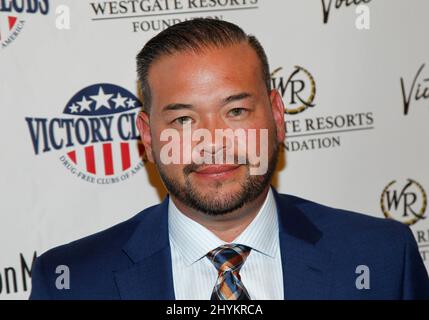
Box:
171;186;270;242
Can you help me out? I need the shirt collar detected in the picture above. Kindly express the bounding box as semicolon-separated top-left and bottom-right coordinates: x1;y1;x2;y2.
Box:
168;187;279;266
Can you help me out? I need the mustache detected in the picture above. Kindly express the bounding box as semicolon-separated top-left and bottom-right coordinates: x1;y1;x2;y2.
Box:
182;141;280;176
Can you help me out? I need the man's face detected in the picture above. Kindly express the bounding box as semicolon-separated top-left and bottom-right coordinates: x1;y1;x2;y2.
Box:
137;42;285;215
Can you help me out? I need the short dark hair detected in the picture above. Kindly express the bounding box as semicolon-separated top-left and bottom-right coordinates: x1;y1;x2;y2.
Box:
136;18;271;114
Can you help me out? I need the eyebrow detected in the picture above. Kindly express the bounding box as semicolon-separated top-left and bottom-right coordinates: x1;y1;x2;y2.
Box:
222;92;252;106
162;103;193;112
161;92;252;112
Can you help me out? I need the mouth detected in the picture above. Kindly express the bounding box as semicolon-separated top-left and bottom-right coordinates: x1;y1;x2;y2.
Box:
192;164;242;180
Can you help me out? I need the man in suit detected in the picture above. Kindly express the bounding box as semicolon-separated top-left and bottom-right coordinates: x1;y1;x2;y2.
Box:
30;18;429;300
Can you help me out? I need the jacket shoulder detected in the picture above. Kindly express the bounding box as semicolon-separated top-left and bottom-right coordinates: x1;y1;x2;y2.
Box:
40;203;160;262
30;202;161;299
278;192;411;241
278;193;429;299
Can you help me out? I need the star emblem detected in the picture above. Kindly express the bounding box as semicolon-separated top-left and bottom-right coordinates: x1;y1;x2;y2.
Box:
113;93;127;109
68;104;79;113
76;96;92;112
90;87;113;111
126;98;137;108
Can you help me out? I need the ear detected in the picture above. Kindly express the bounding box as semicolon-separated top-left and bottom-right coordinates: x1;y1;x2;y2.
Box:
269;89;286;143
137;111;154;163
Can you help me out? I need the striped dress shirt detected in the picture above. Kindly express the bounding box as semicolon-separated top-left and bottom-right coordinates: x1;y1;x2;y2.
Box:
168;187;284;300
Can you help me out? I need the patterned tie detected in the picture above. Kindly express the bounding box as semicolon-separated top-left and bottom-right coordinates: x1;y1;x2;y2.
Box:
206;244;252;300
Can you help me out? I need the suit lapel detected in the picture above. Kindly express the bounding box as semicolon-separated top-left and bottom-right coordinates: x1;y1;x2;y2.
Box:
114;196;175;300
273;189;333;299
114;189;333;300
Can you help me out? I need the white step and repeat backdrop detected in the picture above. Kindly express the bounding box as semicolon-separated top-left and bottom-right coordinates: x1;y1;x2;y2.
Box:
1;0;428;299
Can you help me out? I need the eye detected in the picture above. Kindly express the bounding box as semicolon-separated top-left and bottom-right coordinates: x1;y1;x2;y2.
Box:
228;108;248;118
173;116;193;125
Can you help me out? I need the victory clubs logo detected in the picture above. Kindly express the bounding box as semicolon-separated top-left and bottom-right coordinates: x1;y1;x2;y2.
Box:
25;83;145;184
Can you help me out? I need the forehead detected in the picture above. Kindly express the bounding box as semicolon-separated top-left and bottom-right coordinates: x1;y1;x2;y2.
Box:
147;42;265;107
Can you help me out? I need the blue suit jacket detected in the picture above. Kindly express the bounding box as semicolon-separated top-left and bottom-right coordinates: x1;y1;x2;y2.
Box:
30;190;429;299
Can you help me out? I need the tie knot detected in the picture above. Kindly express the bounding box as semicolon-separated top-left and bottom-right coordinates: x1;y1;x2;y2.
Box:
206;244;251;273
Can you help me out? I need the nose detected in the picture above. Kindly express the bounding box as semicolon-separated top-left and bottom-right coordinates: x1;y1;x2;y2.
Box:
197;114;229;161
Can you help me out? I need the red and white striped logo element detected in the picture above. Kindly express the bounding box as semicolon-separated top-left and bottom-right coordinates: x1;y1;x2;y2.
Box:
67;142;144;176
